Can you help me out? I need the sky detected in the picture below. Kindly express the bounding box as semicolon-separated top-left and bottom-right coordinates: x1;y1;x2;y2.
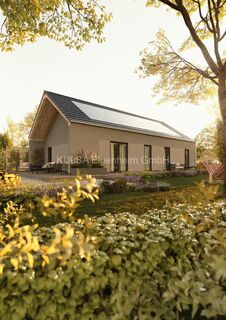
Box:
0;0;217;139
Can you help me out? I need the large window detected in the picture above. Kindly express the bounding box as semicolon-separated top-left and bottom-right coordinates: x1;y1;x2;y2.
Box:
110;142;128;172
185;149;190;169
164;147;170;170
144;145;152;171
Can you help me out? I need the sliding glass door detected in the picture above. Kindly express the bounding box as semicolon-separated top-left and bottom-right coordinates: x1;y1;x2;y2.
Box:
110;142;128;172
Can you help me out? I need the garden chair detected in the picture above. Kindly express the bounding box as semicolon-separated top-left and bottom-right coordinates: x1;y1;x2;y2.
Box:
18;161;29;172
204;162;224;183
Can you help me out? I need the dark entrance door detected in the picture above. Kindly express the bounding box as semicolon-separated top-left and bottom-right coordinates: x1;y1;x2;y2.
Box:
185;149;190;169
164;147;170;170
48;147;52;163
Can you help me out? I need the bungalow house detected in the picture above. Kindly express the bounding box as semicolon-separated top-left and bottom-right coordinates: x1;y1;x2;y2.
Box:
29;91;196;173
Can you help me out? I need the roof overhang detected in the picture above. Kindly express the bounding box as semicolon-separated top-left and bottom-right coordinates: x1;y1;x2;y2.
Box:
29;93;70;141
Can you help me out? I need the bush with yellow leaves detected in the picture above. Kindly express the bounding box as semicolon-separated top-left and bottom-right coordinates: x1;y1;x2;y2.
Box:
0;172;21;189
0;173;226;320
0;174;99;275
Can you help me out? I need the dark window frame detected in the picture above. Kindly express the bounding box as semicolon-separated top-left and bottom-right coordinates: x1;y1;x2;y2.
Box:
144;144;152;171
164;147;171;171
185;149;190;170
48;147;52;163
110;141;128;172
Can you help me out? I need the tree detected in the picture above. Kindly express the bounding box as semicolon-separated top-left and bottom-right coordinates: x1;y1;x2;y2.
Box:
0;132;11;149
6;118;26;147
6;108;37;147
19;107;37;136
138;1;226;194
0;0;111;51
7;148;20;170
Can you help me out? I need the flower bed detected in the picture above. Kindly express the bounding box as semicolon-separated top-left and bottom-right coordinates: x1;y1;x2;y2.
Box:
100;175;171;194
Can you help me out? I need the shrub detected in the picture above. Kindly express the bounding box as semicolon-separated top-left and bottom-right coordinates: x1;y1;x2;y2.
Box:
137;183;159;192
71;150;104;168
0;182;60;225
99;180;112;194
0;198;226;319
100;179;128;194
7;148;20;170
110;179;128;193
0;172;21;189
0;150;6;171
141;170;198;182
0;174;99;226
0;177;225;320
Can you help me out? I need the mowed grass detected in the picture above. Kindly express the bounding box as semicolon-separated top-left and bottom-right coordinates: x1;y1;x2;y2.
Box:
163;173;208;188
77;174;209;217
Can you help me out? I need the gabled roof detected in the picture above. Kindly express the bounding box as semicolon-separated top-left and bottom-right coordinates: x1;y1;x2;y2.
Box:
30;91;194;142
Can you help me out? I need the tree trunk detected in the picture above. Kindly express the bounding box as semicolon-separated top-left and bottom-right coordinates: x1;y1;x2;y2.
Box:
218;68;226;196
223;121;226;196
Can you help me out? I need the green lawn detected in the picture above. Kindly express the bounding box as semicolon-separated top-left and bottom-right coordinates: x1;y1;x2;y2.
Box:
77;174;209;217
163;173;208;188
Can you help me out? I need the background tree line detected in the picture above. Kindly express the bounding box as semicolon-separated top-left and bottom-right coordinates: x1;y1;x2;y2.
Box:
0;108;36;150
196;118;224;162
0;108;36;170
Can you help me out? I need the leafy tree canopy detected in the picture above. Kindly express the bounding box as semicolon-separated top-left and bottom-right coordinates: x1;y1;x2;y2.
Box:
5;107;37;147
0;0;111;51
195;118;224;162
0;132;11;149
195;124;217;160
19;106;37;136
138;0;225;104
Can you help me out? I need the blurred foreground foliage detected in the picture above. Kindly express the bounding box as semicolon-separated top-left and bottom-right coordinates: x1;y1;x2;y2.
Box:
0;173;225;319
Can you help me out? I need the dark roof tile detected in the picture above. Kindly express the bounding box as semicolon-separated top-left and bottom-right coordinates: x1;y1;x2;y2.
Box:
44;91;193;142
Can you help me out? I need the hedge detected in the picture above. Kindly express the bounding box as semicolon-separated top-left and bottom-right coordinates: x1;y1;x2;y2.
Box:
0;203;226;319
0;175;225;319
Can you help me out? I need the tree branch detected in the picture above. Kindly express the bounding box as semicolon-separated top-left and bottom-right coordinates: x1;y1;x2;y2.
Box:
207;0;223;67
173;0;220;75
193;0;213;33
66;0;77;38
158;0;180;11
219;0;226;8
164;36;219;85
219;30;226;41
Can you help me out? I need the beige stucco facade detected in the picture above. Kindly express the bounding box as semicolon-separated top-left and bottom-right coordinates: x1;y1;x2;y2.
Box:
29;112;69;164
29;105;196;172
44;113;69;163
68;122;196;172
